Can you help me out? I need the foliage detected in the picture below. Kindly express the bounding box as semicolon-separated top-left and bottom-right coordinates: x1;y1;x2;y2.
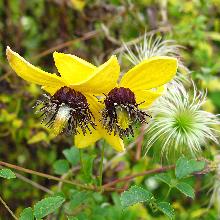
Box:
0;0;220;219
0;168;16;179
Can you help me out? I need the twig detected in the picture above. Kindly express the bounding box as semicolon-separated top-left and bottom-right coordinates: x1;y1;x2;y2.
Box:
103;165;175;188
0;160;93;190
32;30;100;60
0;160;122;192
57;168;75;192
101;24;121;45
0;164;53;194
57;166;81;191
0;31;99;82
15;172;53;195
112;26;171;55
0;195;18;220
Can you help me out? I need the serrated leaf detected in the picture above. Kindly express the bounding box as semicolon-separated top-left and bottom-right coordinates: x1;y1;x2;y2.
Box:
176;182;195;199
120;186;154;208
34;196;65;219
189;160;205;173
156;202;175;219
155;173;172;186
63;147;80;166
53;159;69;175
19;207;34;220
175;157;190;179
0;168;16;179
175;156;205;179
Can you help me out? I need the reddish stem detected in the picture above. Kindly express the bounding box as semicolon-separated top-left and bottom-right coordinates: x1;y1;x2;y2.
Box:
103;165;175;188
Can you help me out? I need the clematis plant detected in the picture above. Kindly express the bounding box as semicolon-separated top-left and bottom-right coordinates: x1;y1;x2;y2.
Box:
3;34;220;220
6;47;177;152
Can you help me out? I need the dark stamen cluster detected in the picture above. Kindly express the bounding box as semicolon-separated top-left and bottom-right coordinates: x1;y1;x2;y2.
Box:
101;87;150;138
34;86;95;135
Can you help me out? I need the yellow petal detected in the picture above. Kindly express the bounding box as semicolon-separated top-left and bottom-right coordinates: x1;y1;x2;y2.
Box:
84;94;102;119
135;86;165;109
53;52;97;84
74;123;124;152
75;127;101;148
74;94;102;148
120;56;177;91
85;94;124;152
6;47;66;88
41;86;61;95
102;129;125;152
77;94;125;152
72;55;120;95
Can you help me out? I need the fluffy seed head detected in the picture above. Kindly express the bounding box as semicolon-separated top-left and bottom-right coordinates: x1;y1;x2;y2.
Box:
123;34;188;73
144;82;220;160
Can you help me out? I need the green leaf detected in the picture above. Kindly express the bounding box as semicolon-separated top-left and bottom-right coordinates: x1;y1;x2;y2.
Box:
34;196;65;219
0;168;16;179
19;207;34;220
189;160;206;173
175;156;205;179
67;217;79;220
63;147;80;166
155;173;172;186
82;154;95;182
69;190;91;208
53;159;69;175
175;182;195;199
156;202;175;219
120;185;154;208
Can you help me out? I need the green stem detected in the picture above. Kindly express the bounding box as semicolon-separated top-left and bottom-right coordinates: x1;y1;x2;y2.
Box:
79;149;86;176
99;145;105;187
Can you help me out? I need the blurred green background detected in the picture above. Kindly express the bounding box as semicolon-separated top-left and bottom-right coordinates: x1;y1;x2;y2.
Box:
0;0;220;219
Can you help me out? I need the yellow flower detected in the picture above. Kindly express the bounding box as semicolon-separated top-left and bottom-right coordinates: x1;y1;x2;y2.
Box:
70;0;86;11
6;47;124;152
100;56;178;137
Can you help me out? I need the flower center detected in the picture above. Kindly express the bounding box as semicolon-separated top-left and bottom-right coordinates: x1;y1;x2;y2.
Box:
173;110;194;133
34;86;95;135
101;87;150;137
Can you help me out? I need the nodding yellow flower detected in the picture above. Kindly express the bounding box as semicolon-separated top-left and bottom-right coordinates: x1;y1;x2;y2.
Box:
101;56;178;138
6;47;124;152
